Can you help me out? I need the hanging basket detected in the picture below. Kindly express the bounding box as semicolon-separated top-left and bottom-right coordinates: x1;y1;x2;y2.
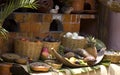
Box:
99;0;120;12
107;0;120;12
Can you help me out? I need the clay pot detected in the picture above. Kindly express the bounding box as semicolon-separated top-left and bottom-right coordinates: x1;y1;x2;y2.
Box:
0;63;12;75
37;0;53;13
72;0;85;12
0;38;9;55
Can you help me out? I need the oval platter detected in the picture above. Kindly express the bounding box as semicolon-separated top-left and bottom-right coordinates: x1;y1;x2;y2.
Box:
51;48;106;68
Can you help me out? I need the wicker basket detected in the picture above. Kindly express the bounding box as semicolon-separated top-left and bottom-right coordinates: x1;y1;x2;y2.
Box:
14;39;43;61
42;41;61;58
61;37;87;50
104;54;120;63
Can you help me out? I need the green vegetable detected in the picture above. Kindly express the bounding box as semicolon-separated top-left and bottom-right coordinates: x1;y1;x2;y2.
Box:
95;39;106;50
79;59;88;66
58;45;65;55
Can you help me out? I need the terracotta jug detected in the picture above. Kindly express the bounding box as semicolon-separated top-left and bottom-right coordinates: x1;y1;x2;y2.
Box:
0;63;12;75
72;0;85;12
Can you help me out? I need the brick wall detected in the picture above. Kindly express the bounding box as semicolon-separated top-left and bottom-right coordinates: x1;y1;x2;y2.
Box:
0;13;96;53
14;13;81;34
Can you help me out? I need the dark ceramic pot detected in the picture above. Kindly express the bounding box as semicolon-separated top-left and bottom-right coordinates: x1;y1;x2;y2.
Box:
37;0;53;13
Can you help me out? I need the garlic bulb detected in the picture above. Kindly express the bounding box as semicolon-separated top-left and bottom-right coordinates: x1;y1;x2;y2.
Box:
77;36;85;39
72;36;77;39
66;32;73;38
72;32;78;38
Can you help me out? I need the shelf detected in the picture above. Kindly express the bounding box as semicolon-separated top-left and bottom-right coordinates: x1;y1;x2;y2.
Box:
71;10;97;14
13;12;96;20
80;14;96;19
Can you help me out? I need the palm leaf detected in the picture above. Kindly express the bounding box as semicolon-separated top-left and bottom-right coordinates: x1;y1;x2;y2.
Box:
0;0;37;39
0;0;37;24
0;27;8;39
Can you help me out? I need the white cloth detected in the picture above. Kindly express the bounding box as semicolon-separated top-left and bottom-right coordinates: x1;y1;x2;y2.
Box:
108;64;120;75
22;64;120;75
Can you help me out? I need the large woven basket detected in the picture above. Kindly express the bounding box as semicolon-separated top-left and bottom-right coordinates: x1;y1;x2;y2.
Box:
42;41;61;58
61;37;87;50
14;39;43;60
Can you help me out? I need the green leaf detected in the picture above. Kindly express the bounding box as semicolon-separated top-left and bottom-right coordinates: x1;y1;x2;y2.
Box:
95;39;106;50
0;0;37;39
0;0;37;24
0;28;9;39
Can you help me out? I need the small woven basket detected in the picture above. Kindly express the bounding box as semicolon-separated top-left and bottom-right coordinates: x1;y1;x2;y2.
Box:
61;37;87;50
42;41;61;58
104;54;120;63
14;39;43;60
